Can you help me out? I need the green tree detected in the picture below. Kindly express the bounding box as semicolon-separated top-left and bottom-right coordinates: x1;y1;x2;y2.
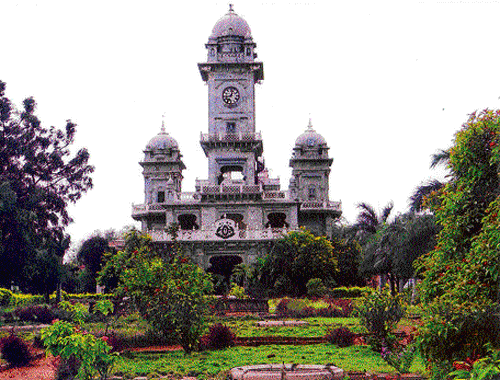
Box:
77;235;110;292
329;223;364;287
110;228;214;354
259;228;338;296
0;81;94;291
415;109;500;378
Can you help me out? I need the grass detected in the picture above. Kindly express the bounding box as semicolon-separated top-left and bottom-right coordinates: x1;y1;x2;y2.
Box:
219;317;364;337
114;344;426;379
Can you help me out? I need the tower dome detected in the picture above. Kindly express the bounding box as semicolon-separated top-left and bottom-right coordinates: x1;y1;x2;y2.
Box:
210;4;252;39
145;127;179;151
294;119;328;148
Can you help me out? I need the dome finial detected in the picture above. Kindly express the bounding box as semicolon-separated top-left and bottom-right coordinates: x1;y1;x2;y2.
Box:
161;113;166;134
307;115;314;131
229;3;234;12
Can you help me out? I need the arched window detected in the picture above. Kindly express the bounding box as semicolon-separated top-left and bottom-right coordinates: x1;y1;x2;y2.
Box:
265;213;289;228
178;214;199;230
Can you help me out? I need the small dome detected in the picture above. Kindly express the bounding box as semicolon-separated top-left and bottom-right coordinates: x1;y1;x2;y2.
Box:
146;129;178;151
210;5;252;39
295;119;327;147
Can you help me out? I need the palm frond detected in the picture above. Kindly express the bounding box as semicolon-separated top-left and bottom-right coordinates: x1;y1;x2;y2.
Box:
380;201;394;224
409;179;444;212
430;149;450;169
355;202;378;234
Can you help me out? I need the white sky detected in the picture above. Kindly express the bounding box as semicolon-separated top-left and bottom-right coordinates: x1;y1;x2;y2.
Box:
2;0;500;248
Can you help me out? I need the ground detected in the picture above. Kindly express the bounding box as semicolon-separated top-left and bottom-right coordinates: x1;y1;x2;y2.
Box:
0;351;56;380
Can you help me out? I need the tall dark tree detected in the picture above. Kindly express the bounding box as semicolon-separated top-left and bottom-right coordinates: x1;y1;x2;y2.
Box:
0;81;94;290
77;235;110;292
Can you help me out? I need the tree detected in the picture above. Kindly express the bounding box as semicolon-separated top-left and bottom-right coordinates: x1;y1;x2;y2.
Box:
105;228;214;354
329;223;364;287
415;109;500;378
0;81;94;290
77;235;110;292
258;228;339;296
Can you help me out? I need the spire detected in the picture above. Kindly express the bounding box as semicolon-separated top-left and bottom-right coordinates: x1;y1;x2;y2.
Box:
161;113;166;134
307;115;314;131
228;3;234;13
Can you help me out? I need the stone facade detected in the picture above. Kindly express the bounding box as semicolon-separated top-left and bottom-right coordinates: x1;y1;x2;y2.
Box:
131;6;341;277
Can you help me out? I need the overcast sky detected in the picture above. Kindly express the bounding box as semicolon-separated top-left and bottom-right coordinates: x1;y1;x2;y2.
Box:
2;0;500;249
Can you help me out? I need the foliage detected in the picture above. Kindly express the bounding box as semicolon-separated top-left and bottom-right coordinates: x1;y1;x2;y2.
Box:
199;323;236;350
381;343;417;374
228;284;248;299
258;228;339;296
77;235;111;292
274;297;353;318
0;288;13;306
118;229;214;354
0;334;33;367
449;344;500;380
330;230;365;287
58;300;89;325
306;278;327;298
415;109;500;377
327;286;372;299
325;326;355;347
360;212;439;294
14;304;57;324
0;81;93;291
356;288;405;352
42;320;116;380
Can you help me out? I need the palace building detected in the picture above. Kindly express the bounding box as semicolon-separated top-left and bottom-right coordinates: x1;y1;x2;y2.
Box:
131;5;341;279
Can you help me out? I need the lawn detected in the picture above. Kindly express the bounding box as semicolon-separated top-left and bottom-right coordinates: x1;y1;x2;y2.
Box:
114;344;426;379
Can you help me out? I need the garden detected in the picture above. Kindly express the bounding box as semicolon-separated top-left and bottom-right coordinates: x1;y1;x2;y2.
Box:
1;87;500;380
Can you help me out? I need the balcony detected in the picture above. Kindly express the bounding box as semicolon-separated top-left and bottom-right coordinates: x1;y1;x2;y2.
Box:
148;227;291;243
200;132;262;143
300;200;342;213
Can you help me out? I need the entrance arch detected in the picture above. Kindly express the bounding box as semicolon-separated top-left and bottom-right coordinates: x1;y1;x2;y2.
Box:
206;255;243;294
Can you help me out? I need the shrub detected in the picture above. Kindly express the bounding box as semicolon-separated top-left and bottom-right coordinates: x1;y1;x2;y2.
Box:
306;278;327;298
0;334;33;367
328;286;372;299
329;298;354;317
199;323;236;350
356;288;404;352
228;284;248;299
325;326;355;347
15;305;57;324
0;288;13;307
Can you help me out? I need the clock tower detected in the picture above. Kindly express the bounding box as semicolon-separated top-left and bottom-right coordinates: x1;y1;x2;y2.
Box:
198;5;264;186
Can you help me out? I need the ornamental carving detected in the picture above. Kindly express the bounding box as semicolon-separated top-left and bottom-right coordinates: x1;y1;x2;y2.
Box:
215;217;236;239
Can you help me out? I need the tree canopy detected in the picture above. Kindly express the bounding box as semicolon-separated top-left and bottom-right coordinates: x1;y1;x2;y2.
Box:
259;228;338;296
415;109;500;376
0;80;94;290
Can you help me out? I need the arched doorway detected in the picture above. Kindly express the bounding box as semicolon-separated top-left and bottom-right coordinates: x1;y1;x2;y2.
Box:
206;255;242;294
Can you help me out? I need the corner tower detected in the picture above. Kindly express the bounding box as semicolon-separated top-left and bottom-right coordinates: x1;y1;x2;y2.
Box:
198;5;264;186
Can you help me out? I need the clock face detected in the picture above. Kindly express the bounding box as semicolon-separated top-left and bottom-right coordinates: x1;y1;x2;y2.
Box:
222;86;240;105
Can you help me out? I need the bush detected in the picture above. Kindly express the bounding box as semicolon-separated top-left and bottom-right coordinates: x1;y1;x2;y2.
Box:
306;278;327;298
15;305;57;324
328;286;372;299
0;334;33;367
0;288;13;307
356;288;405;352
325;326;355;347
228;284;248;299
199;323;236;350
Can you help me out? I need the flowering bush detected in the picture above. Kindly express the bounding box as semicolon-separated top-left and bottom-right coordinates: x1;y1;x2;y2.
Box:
415;110;500;378
381;343;416;374
120;228;214;354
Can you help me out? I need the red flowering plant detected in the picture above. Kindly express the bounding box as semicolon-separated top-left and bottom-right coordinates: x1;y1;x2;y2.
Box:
415;109;500;379
120;225;214;354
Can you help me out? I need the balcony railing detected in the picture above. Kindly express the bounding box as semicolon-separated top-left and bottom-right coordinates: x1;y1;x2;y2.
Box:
300;201;342;212
200;132;262;143
148;227;291;242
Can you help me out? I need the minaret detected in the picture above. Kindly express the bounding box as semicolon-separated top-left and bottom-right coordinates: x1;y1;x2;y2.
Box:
140;118;185;204
289;118;333;203
198;5;264;186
